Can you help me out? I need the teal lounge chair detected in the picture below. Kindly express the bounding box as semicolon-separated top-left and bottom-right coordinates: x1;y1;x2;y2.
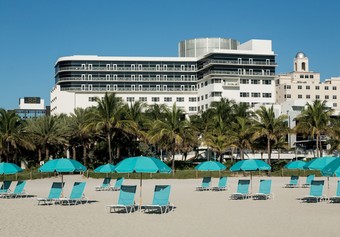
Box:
95;177;111;191
37;182;64;205
329;180;340;203
301;180;326;203
110;177;124;191
106;185;137;213
196;177;211;191
284;175;299;188
0;181;12;195
252;180;273;200
229;179;251;200
212;177;228;191
1;181;27;198
59;182;88;205
142;185;174;214
301;174;315;188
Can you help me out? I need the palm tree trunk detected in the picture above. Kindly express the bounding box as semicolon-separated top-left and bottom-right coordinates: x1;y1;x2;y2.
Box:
45;146;49;160
240;149;244;160
38;148;42;161
316;134;320;157
107;132;113;164
72;146;76;159
82;142;87;166
267;138;271;166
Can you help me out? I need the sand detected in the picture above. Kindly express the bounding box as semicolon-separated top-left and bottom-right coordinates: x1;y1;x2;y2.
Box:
1;175;340;237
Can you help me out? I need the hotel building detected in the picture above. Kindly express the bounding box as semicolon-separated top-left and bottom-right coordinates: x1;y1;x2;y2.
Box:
51;38;277;115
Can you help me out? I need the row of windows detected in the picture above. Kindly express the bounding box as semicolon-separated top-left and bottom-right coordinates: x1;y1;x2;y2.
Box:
299;74;314;79
81;84;195;91
79;64;196;71
92;96;198;103
285;94;338;100
240;92;272;98
77;74;197;81
240;79;272;85
284;85;337;90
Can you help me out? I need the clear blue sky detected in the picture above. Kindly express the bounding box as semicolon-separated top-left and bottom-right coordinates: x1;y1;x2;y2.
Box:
1;0;339;110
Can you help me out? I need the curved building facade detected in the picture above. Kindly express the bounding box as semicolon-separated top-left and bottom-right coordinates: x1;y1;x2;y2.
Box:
178;38;239;58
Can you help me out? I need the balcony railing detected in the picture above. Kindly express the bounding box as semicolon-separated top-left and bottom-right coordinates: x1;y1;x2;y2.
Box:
56;66;196;73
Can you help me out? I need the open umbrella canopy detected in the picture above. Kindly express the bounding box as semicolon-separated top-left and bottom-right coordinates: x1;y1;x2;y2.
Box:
284;160;306;170
321;157;340;176
195;161;226;171
0;162;23;174
303;156;336;170
39;158;87;173
115;156;171;173
230;159;271;172
94;164;115;173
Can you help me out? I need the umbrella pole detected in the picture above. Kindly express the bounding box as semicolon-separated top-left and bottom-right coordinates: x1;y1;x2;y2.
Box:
61;173;64;197
250;172;252;195
139;173;142;212
328;176;330;203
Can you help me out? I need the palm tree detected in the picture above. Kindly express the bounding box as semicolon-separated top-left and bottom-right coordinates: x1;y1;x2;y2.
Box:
148;103;190;171
295;100;333;157
229;116;255;160
328;119;340;154
26;115;67;161
0;109;34;163
253;105;289;166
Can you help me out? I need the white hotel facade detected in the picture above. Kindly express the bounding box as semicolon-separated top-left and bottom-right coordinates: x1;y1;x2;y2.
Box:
51;38;276;115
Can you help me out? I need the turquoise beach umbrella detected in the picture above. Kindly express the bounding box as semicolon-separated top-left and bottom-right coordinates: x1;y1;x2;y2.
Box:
321;158;340;177
195;161;226;171
284;160;306;170
0;162;23;175
94;164;116;173
303;156;336;170
230;159;271;193
230;159;271;172
39;158;87;196
115;156;171;209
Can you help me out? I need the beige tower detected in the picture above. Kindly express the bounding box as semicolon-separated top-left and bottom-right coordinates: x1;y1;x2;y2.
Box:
294;52;309;72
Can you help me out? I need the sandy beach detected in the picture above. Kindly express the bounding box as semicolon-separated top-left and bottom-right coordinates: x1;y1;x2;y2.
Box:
1;175;340;237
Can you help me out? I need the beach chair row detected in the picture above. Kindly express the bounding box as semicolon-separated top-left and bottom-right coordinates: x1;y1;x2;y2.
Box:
284;175;315;188
106;184;174;214
0;180;28;198
37;181;88;205
229;179;274;200
195;176;228;191
95;177;124;191
299;179;340;203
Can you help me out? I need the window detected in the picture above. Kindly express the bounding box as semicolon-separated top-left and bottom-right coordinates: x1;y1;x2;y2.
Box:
211;92;222;97
181;85;185;91
306;95;310;99
262;93;272;98
131;64;135;71
156;64;160;71
163;85;167;91
88;64;92;70
112;64;117;70
197;97;200;102
306;86;310;90
298;94;302;99
139;97;147;102
106;74;110;80
164;97;172;102
300;75;304;78
176;97;184;102
249;58;253;64
131;75;135;81
81;74;86;80
163;75;167;80
126;97;135;102
152;97;160;102
333;103;337;107
106;85;111;91
138;75;143;81
191;65;196;71
131;85;135;91
191;85;196;91
249;69;253;75
138;85;143;91
305;75;309;78
310;75;314;79
251;92;260;98
106;64;111;70
325;86;329;90
138;64;143;71
189;97;197;102
251;79;259;84
156;75;160;80
163;65;167;71
286;85;291;89
181;65;185;71
191;75;195;81
315;86;320;90
262;80;271;85
240;92;249;97
298;85;302;89
88;74;92;80
189;107;197;111
181;75;185;81
241;79;249;84
333;95;337;99
89;97;97;102
333;86;337;90
286;94;291;98
205;94;208;99
325;95;329;99
316;95;320;99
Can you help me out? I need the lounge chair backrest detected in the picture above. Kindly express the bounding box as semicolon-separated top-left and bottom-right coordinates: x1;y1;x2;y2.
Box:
259;180;272;194
218;177;227;188
336;180;340;197
305;175;315;185
0;180;12;192
69;182;86;199
102;177;111;188
114;177;124;188
290;176;299;185
48;182;64;199
152;185;171;206
13;181;26;194
309;180;324;197
201;177;211;188
237;179;250;194
118;185;137;206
